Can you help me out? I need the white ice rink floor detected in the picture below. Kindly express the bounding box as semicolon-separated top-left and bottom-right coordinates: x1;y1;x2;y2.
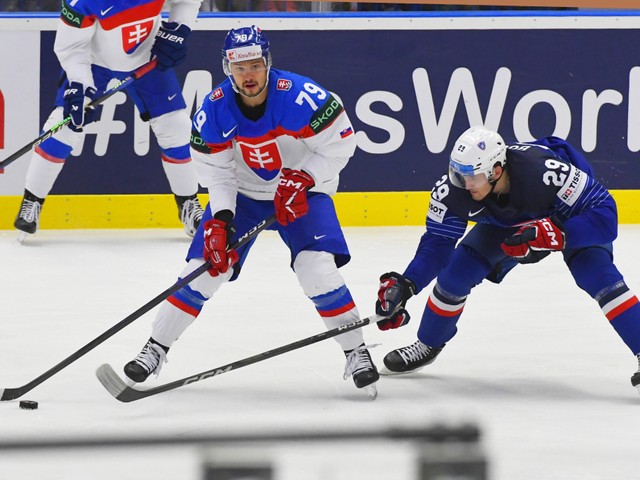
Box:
1;225;640;480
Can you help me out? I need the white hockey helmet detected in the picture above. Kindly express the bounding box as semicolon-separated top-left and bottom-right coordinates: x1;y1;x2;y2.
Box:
448;126;506;189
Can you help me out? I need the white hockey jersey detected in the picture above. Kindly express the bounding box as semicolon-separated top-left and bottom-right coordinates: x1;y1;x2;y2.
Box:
54;0;201;87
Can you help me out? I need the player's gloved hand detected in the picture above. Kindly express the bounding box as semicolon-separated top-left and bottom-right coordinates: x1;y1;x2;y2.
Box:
501;216;566;264
203;210;238;277
274;168;315;226
375;272;416;331
151;21;191;71
63;82;101;132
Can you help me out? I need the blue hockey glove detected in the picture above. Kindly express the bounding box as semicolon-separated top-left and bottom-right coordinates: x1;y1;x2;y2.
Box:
375;272;416;331
63;82;101;132
151;21;191;71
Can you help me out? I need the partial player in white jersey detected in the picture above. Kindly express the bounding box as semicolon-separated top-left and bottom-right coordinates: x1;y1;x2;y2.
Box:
14;0;204;239
123;26;380;398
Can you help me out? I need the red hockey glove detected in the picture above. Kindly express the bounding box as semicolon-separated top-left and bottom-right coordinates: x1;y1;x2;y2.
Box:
63;82;102;132
203;213;238;277
375;272;416;331
274;168;315;226
501;217;565;264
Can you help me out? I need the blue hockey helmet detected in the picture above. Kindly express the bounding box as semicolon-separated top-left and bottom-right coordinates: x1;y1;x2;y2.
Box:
221;25;272;78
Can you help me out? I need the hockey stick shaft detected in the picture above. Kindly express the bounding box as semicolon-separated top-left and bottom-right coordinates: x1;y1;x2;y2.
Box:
96;314;385;402
0;215;275;401
0;60;157;171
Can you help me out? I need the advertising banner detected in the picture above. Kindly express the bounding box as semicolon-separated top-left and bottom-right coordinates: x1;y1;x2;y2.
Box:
2;19;638;197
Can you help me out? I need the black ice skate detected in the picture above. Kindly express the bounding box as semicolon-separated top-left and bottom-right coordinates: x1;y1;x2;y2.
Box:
344;344;380;399
175;194;204;237
631;354;640;394
124;338;169;383
382;340;444;374
14;190;44;241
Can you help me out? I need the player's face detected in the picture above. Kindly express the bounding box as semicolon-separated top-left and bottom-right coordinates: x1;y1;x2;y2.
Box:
463;173;492;201
230;59;268;99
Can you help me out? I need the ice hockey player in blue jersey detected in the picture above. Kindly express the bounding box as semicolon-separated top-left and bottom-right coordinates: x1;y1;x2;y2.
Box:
14;0;204;240
375;126;640;393
123;26;380;398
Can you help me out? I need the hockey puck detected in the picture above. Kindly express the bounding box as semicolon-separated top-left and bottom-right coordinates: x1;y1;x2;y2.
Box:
19;400;38;410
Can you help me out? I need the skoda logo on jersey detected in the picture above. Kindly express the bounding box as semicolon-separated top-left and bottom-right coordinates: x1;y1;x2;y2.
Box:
122;20;155;54
277;79;292;91
238;140;283;181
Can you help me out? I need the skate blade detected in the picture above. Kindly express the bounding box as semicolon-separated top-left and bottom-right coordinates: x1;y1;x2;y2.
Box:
379;366;423;376
16;231;31;244
363;383;378;400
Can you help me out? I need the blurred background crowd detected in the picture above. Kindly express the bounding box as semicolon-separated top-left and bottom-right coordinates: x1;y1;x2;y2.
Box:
0;1;577;13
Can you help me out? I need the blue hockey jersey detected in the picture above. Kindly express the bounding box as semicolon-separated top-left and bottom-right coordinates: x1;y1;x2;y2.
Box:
405;136;618;291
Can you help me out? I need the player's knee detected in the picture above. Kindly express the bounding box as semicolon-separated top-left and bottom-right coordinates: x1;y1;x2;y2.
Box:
294;250;343;297
150;109;191;150
437;245;492;297
178;258;231;298
45;107;84;150
567;247;621;297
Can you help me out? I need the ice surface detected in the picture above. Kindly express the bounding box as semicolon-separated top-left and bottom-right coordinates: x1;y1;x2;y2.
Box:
1;225;639;479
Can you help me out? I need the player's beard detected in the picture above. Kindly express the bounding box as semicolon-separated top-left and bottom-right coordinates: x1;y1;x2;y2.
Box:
238;78;268;98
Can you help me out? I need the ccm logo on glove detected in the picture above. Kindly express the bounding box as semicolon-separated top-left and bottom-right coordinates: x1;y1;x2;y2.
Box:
501;216;565;264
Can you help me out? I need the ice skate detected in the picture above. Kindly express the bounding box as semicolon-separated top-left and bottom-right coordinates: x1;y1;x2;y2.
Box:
124;339;169;383
344;344;380;400
381;340;444;375
14;191;44;242
175;194;204;237
631;354;640;395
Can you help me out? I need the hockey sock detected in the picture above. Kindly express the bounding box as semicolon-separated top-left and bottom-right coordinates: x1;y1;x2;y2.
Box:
417;283;467;347
24;143;70;198
295;250;365;351
597;281;640;353
160;146;198;197
568;247;640;353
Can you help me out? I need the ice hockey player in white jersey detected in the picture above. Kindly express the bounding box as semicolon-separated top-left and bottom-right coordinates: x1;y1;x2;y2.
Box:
123;26;380;398
14;0;204;239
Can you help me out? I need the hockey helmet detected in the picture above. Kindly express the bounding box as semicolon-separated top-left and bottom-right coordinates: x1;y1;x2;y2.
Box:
448;126;506;189
221;25;272;77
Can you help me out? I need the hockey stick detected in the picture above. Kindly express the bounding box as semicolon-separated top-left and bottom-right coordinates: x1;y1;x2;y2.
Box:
0;215;275;401
0;59;157;171
96;314;385;402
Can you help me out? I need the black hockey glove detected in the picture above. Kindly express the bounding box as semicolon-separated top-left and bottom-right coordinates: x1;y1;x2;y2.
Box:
63;82;102;132
375;272;416;331
151;21;192;71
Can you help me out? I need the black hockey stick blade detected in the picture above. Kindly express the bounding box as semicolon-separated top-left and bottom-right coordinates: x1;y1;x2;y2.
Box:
0;60;157;171
0;215;275;401
96;314;384;403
